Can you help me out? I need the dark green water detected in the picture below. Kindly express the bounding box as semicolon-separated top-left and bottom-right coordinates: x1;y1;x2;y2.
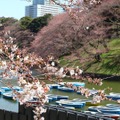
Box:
0;77;119;112
48;79;120;111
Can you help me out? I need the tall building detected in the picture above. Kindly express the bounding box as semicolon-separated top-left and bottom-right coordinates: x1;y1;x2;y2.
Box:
25;0;64;18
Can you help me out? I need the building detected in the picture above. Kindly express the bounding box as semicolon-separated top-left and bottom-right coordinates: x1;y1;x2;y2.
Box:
25;0;65;18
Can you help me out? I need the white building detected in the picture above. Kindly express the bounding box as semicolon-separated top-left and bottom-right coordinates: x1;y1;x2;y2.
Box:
25;0;64;18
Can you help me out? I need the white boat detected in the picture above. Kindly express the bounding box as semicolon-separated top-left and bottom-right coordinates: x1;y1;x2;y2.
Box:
77;89;98;96
60;82;85;87
0;88;6;95
106;92;120;100
57;86;74;92
106;104;120;108
47;94;58;101
106;94;120;100
88;106;120;114
46;84;61;89
2;92;14;100
12;86;22;91
72;98;100;106
109;92;120;96
71;82;85;87
47;94;69;100
56;99;85;108
1;87;11;91
84;111;120;119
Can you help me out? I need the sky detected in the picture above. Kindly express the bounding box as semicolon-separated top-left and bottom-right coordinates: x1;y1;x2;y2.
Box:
0;0;32;20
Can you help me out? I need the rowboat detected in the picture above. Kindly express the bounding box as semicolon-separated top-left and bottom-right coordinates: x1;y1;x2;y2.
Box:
60;82;85;87
57;86;74;92
86;101;100;106
109;92;120;96
56;99;85;108
48;97;53;102
2;92;14;100
88;106;120;114
47;94;69;101
106;94;120;100
12;86;22;91
72;98;100;106
106;92;120;100
106;104;120;108
59;106;75;110
1;87;11;91
77;89;98;96
84;111;120;119
71;82;85;87
47;84;61;89
46;84;53;89
56;95;69;100
64;106;75;110
54;94;69;100
0;89;5;95
47;94;58;101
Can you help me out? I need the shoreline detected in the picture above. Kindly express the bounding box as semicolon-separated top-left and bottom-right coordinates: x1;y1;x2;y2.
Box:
83;72;120;81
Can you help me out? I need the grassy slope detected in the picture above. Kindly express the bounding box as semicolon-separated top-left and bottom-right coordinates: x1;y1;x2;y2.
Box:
59;38;120;75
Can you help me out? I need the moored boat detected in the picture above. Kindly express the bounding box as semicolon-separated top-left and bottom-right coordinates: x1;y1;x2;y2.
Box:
106;94;120;100
106;92;120;100
57;86;74;92
1;87;11;91
84;111;120;119
47;84;61;89
72;98;100;106
109;92;120;96
56;99;85;108
77;89;98;96
60;82;85;87
0;89;5;95
12;86;22;91
47;94;58;101
88;106;120;114
72;82;85;87
106;104;120;108
47;94;69;101
2;92;14;100
86;101;100;106
53;94;69;100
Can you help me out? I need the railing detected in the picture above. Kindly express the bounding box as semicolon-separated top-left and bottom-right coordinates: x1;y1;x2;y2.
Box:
0;104;114;120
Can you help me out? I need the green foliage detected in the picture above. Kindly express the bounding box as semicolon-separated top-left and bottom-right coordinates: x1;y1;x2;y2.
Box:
19;16;33;30
0;17;12;23
0;17;18;26
27;14;52;33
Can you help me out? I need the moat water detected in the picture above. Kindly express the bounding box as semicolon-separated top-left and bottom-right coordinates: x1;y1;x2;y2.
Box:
0;76;119;112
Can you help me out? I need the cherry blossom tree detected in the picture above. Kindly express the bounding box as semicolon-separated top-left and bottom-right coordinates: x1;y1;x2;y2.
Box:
0;26;115;120
31;0;119;70
0;0;119;120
